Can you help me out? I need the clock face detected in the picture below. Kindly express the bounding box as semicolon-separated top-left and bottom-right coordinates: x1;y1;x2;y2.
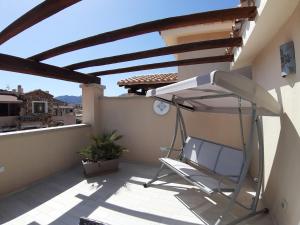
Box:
153;100;170;116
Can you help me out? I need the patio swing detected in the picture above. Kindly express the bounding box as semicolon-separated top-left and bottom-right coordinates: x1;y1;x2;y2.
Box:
143;70;282;225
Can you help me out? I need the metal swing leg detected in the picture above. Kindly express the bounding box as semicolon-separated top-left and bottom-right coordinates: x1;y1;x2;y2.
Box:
215;105;257;225
250;116;265;211
143;164;165;188
144;99;186;188
225;208;269;225
143;164;176;188
225;116;269;224
215;107;268;225
226;117;269;225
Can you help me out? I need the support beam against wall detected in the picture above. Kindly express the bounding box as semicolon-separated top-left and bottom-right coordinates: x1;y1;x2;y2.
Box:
65;37;242;70
0;53;100;84
0;0;81;45
89;55;234;76
29;7;256;61
81;83;105;134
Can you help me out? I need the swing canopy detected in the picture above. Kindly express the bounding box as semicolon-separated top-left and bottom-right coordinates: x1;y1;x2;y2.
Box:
145;70;282;225
146;70;281;116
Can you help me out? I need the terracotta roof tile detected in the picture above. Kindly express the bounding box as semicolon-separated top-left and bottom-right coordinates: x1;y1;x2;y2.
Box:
118;73;177;86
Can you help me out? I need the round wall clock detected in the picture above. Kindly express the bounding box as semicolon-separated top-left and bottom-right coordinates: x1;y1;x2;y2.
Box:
153;100;170;116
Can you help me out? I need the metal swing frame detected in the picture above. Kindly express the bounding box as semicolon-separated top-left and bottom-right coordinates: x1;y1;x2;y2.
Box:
144;93;268;225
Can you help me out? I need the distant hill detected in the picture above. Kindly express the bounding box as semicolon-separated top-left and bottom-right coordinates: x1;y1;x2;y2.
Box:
55;95;82;105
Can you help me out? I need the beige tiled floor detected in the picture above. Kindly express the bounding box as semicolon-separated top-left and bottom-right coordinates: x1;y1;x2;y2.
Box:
0;162;274;225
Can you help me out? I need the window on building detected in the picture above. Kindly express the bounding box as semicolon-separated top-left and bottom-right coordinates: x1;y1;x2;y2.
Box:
0;103;9;116
0;103;20;116
66;109;73;113
32;101;48;114
9;104;20;116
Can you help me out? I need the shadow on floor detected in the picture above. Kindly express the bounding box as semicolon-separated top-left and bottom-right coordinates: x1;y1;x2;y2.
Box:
0;162;272;225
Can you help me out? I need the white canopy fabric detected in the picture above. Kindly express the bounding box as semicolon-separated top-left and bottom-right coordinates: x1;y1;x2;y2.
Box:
146;70;281;116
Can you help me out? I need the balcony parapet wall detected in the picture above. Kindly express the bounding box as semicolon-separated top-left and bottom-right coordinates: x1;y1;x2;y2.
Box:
0;124;91;196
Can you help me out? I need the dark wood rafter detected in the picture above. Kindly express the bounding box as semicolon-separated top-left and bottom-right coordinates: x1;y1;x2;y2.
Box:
0;0;81;45
125;83;175;95
0;54;100;84
29;7;256;61
89;55;234;76
121;82;163;94
65;37;242;70
128;89;147;96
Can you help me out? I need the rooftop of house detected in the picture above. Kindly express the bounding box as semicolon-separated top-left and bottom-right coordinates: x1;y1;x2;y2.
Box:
24;89;53;97
118;73;178;95
118;73;178;87
0;89;18;97
0;94;22;103
0;89;22;103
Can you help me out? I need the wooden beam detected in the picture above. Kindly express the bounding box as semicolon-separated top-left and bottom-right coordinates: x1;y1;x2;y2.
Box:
89;55;233;76
29;7;256;61
66;37;242;70
0;0;80;45
0;54;100;84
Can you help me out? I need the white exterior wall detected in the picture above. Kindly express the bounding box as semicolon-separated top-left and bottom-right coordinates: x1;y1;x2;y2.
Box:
230;0;300;224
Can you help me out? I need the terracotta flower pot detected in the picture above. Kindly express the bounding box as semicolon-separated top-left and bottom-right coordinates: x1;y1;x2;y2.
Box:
81;159;119;177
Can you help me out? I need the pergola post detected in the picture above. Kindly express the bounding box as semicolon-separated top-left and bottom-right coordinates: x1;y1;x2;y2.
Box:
81;83;105;134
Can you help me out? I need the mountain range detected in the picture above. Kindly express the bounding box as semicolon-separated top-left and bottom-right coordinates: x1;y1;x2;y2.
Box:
55;95;82;105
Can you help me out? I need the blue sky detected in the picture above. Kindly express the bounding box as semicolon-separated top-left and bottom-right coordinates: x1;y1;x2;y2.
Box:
0;0;239;97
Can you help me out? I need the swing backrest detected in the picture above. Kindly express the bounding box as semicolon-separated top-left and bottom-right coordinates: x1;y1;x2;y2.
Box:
183;136;244;182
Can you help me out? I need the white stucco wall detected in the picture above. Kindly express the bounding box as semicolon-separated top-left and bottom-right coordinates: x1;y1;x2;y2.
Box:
0;124;91;196
98;96;250;165
0;116;18;128
251;3;300;225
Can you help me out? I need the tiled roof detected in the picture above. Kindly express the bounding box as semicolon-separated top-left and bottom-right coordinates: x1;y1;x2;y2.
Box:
118;73;177;86
0;89;17;96
24;89;53;97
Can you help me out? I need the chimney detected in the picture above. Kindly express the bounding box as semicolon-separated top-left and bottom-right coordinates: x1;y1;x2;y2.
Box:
17;85;23;94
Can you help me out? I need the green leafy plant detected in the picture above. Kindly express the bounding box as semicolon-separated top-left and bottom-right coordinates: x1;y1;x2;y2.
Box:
79;130;126;162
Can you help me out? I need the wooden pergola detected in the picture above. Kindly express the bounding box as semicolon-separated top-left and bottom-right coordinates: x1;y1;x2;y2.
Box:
0;1;257;84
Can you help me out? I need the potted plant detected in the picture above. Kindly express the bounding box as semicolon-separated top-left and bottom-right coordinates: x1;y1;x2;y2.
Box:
79;130;126;177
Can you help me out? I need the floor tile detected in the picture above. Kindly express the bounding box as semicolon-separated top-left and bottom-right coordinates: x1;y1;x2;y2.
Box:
0;162;273;225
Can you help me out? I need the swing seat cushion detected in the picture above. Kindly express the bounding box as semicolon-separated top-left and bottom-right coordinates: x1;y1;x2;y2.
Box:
159;136;244;194
183;136;244;182
160;157;235;195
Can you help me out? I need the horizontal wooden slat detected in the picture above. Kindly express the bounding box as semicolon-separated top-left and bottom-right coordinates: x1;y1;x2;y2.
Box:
66;37;242;70
0;0;80;45
29;7;256;61
89;55;234;76
0;53;99;84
